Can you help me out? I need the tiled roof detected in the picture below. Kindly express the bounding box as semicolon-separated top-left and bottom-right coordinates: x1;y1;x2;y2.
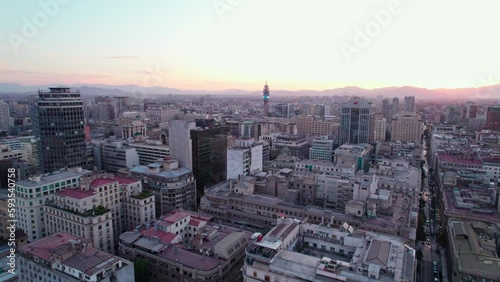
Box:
56;189;95;200
90;178;116;187
114;176;140;185
19;233;78;261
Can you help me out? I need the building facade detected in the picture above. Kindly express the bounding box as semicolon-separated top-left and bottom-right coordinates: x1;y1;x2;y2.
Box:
15;167;92;241
403;96;416;112
391;113;423;144
309;137;334;161
35;87;86;173
119;210;251;282
130;159;196;215
227;138;263;180
93;140;140;172
339;98;371;145
486;106;500;130
19;233;134;282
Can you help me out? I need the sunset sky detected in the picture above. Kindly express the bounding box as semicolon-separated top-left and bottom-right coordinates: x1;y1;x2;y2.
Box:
1;0;499;91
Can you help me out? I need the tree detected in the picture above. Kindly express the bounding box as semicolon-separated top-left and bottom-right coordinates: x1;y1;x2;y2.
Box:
134;258;151;281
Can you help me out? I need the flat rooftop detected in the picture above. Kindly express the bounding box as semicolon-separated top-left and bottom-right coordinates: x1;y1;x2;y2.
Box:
17;169;92;188
449;220;500;280
270;250;321;281
19;233;78;261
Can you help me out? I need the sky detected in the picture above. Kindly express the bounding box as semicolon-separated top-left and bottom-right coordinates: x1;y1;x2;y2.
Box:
1;0;499;91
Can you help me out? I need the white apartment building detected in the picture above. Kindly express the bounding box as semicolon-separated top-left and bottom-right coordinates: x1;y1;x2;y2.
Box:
126;140;170;165
15;167;92;242
93;140;139;172
309;137;334;161
227;138;263;180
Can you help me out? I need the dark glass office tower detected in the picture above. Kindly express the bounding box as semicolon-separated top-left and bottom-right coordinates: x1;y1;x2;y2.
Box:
339;97;371;145
35;87;86;172
190;125;228;204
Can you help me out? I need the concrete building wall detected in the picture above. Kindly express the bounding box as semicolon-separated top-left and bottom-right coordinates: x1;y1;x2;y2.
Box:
169;120;195;170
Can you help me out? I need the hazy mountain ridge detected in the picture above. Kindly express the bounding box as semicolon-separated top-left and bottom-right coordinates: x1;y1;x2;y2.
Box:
0;82;498;100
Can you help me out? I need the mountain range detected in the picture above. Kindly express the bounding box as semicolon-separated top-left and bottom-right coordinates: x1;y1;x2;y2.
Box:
0;82;498;100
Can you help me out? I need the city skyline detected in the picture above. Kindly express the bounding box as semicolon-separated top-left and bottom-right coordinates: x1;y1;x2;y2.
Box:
2;0;500;91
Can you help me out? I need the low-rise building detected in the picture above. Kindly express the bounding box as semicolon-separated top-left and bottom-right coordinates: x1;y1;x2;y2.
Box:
447;220;500;282
243;217;416;282
119;210;251;281
18;233;134;282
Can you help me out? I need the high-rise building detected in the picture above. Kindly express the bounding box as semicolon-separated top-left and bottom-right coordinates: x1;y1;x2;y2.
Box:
241;121;258;139
403;96;416;112
445;105;463;125
391;113;423;143
0;100;12;132
113;96;129;119
191;125;228;202
35;87;86;172
169;120;196;169
465;101;478;119
274;103;289;118
263;81;270;117
392;97;399;117
486;106;500;130
339;97;371;145
382;98;392;123
370;114;387;142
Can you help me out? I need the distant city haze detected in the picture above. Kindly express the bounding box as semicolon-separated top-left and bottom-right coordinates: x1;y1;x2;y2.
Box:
1;1;500;91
